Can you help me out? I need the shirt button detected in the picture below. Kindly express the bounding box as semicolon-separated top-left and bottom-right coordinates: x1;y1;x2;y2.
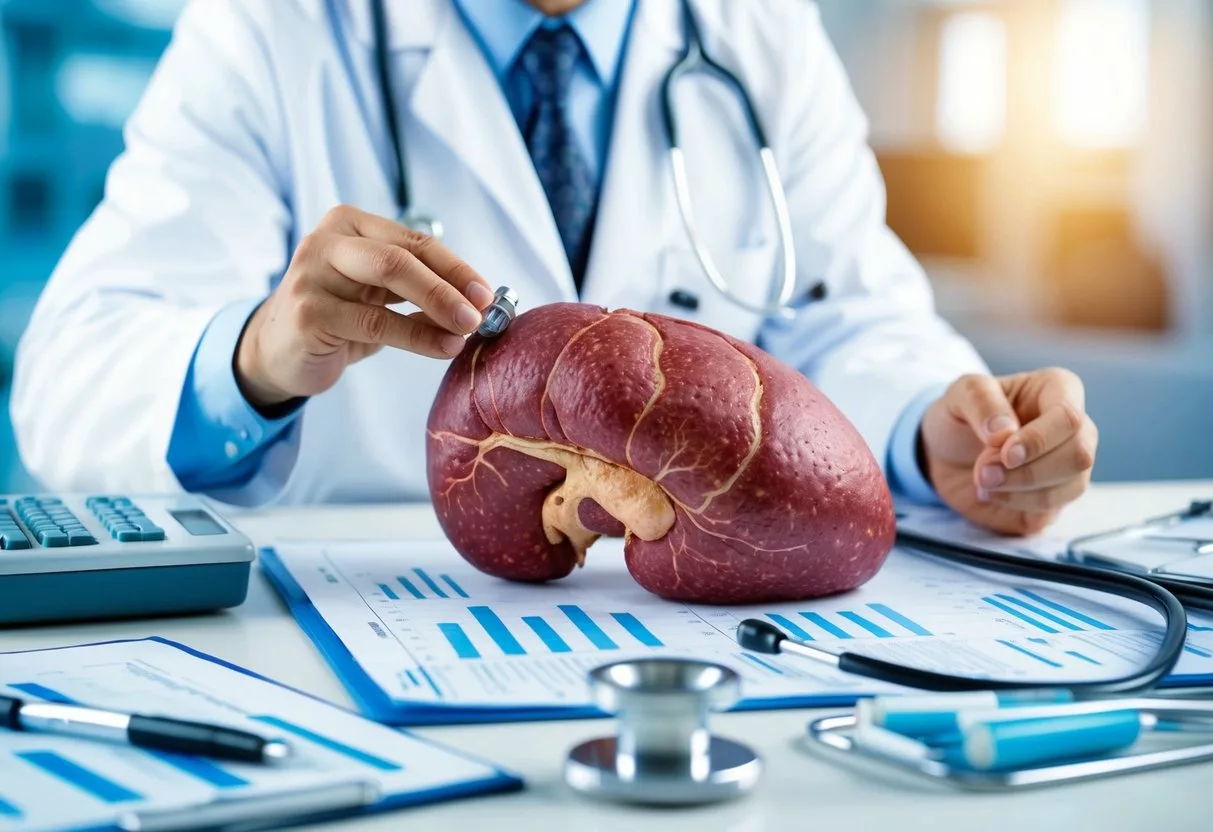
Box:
238;429;250;441
224;441;239;459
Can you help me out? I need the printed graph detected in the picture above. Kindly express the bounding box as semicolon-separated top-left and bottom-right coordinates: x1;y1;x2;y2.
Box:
377;567;470;601
4;681;403;800
436;604;666;660
980;587;1114;634
763;603;932;641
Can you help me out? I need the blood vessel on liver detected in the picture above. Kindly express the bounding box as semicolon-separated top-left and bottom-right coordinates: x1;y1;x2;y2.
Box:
426;303;896;605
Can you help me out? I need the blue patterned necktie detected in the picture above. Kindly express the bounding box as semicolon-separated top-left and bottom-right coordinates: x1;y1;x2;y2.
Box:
517;24;597;290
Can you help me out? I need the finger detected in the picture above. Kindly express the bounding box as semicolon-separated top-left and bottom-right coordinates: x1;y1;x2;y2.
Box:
325;236;483;336
946;374;1021;448
978;419;1097;493
984;474;1089;513
1000;401;1088;471
311;296;467;358
324;205;496;308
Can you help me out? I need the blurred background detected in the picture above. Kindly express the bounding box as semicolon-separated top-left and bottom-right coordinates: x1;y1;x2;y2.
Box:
0;0;1209;490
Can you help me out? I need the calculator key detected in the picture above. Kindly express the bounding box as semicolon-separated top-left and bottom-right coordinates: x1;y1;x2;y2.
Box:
38;531;69;547
38;498;62;506
0;532;30;550
114;528;142;542
66;531;98;546
139;527;166;542
111;498;133;507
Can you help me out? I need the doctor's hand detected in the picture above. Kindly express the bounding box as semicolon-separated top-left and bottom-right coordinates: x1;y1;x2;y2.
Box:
919;369;1099;536
235;205;495;409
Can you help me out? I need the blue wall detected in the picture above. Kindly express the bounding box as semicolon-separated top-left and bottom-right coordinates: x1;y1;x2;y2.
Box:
0;0;181;489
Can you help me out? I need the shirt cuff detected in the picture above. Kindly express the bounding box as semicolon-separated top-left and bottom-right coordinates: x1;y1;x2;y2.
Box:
168;299;303;490
886;382;948;505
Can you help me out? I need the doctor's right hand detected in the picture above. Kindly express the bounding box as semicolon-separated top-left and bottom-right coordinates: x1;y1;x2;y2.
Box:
234;205;495;409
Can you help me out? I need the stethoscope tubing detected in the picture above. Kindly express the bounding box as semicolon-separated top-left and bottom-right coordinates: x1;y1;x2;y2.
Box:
886;530;1189;695
371;0;803;316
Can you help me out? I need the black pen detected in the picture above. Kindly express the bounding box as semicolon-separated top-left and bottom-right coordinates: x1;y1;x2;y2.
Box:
2;694;292;764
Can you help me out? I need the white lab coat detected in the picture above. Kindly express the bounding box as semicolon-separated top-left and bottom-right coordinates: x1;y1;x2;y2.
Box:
11;0;986;506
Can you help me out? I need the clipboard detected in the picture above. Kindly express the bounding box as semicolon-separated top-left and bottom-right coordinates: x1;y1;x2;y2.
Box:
0;637;523;831
1066;500;1213;586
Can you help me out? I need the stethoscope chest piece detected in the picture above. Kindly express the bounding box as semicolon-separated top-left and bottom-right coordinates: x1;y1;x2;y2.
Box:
399;210;442;241
564;658;762;805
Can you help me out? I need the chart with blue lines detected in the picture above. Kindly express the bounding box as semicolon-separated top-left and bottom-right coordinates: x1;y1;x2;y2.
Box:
0;679;403;820
286;541;1213;708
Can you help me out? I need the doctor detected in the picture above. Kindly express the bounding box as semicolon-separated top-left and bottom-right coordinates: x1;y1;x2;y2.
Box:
12;0;1097;535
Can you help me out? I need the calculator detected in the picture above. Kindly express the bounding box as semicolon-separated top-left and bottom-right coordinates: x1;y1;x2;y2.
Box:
0;494;254;625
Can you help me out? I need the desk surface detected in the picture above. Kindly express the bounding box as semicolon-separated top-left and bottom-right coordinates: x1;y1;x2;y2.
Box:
4;482;1211;832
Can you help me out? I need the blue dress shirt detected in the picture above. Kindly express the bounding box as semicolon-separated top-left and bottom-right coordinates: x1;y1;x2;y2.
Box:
167;0;940;503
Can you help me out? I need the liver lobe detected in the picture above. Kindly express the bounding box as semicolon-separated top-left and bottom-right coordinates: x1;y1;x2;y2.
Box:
426;303;896;604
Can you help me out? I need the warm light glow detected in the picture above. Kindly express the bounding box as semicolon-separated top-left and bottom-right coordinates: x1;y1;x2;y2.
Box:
936;12;1007;154
1053;0;1150;149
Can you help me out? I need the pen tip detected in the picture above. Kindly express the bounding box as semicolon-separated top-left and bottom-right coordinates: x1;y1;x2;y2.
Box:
263;739;293;763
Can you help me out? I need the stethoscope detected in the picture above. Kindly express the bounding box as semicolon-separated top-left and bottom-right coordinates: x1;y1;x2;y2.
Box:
369;0;803;317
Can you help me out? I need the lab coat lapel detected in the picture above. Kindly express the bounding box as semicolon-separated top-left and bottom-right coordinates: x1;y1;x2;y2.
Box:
581;0;684;308
408;3;574;298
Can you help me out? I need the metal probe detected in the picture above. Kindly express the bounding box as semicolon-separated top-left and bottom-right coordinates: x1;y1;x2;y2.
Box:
476;286;519;338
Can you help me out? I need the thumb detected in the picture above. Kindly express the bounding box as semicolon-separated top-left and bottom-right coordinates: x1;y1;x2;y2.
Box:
947;375;1021;447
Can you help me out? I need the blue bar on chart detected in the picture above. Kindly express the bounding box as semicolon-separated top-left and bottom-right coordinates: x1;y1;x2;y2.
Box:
1066;650;1102;665
559;605;618;650
739;653;784;676
866;603;931;636
996;639;1062;668
611;613;664;647
1184;645;1213;658
0;795;21;818
1028;637;1049;644
377;583;400;601
8;682;76;703
441;574;470;598
523;616;572;653
798;612;850;639
1015;588;1115;631
250;716;401;771
838;611;893;638
396;576;426;600
412;568;449;599
766;613;813;641
1188;622;1213;633
982;596;1059;633
469;606;527;655
994;593;1081;631
16;751;143;803
404;670;421;686
149;752;248;789
438;623;481;659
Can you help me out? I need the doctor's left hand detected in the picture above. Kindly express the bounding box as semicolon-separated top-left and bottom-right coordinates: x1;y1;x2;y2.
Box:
919;369;1099;536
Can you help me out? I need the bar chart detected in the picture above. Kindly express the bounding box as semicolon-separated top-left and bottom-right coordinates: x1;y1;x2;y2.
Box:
763;603;932;641
378;567;470;601
435;604;666;660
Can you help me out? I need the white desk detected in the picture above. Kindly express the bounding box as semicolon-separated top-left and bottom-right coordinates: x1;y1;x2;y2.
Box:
4;482;1211;832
